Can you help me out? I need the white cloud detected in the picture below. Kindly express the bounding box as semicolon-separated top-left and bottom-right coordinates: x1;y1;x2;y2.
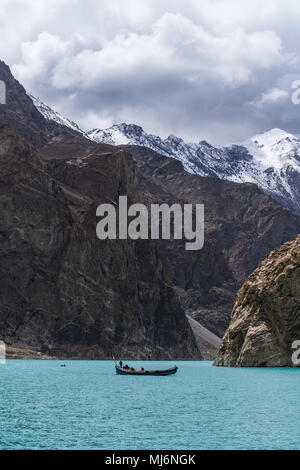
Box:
1;0;300;142
13;12;286;92
249;87;289;108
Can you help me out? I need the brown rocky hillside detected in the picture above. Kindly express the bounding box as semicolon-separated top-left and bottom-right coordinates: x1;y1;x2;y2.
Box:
215;235;300;366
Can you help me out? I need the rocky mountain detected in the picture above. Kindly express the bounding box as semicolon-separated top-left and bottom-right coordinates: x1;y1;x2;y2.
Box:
31;88;300;216
0;61;200;359
0;120;199;359
86;124;300;215
14;68;300;340
215;235;300;367
1;59;300;359
126;145;300;337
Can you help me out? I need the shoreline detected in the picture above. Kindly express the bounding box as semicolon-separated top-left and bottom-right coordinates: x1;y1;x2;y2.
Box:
4;347;212;361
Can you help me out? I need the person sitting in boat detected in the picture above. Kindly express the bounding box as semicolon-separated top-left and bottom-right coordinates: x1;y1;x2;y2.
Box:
130;367;135;371
141;367;144;371
123;364;129;370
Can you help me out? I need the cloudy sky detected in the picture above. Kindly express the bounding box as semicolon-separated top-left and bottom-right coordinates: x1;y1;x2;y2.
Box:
1;0;300;144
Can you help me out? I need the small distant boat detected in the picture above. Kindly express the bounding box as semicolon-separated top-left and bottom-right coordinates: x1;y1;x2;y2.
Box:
115;364;178;376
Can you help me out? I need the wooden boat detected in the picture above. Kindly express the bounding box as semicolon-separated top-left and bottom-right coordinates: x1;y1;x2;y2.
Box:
115;365;178;376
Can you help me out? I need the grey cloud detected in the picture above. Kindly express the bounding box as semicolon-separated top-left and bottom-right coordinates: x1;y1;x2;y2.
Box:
1;0;300;143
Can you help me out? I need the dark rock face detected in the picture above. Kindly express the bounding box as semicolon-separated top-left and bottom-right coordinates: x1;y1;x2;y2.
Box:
0;122;72;350
0;122;199;359
125;145;300;336
214;235;300;367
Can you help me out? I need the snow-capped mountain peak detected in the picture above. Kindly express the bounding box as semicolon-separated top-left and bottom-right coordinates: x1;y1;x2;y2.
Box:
87;124;132;145
243;128;300;171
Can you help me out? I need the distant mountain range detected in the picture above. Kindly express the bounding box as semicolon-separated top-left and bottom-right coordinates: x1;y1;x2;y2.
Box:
31;96;300;215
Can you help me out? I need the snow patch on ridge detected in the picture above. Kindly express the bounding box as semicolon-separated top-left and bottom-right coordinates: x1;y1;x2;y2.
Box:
28;93;87;136
29;92;300;214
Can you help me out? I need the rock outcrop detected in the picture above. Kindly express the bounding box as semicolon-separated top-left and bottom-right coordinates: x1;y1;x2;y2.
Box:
215;235;300;366
5;346;53;360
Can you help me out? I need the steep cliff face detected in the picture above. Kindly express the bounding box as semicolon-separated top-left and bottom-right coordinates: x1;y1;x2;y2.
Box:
215;235;300;366
0;122;199;358
0;121;72;346
126;145;300;336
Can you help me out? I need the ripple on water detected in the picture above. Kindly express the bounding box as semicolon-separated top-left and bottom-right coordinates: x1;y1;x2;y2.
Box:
0;360;299;449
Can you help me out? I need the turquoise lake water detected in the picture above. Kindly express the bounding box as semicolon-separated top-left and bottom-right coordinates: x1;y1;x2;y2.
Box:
0;360;299;450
